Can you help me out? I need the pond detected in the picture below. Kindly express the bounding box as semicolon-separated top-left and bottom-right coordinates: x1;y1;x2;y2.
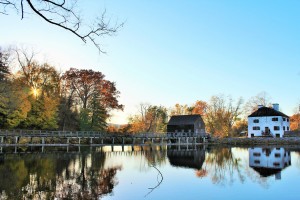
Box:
0;145;299;199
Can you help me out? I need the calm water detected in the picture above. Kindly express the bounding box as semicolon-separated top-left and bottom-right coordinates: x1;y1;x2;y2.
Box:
0;145;299;200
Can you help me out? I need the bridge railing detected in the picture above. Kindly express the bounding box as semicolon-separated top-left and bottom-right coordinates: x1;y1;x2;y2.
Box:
0;130;206;138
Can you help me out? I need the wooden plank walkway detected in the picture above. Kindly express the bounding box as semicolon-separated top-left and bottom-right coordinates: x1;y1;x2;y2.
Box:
0;130;208;146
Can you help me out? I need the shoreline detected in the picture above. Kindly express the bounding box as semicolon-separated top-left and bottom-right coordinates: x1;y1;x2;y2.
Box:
209;137;300;146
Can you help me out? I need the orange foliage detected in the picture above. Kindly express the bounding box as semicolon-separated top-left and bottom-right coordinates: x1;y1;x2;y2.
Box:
192;100;207;115
290;114;300;131
195;169;208;178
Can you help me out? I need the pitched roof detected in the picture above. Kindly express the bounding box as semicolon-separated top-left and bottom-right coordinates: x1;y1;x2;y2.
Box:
251;167;282;177
248;107;289;118
168;114;202;125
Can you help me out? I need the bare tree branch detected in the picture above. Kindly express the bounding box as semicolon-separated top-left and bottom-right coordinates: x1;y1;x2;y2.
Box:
0;0;123;53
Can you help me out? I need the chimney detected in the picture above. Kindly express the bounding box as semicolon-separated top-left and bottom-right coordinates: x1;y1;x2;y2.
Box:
273;103;279;111
258;105;263;109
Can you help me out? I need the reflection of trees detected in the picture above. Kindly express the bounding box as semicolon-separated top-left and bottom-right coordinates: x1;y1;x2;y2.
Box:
0;152;122;199
205;147;245;185
143;148;167;167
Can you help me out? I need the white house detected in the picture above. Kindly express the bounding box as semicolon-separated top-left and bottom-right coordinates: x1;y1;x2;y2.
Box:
248;104;290;138
249;147;291;180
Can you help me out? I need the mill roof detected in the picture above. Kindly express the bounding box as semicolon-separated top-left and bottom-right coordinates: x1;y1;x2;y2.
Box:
168;114;202;125
248;107;289;118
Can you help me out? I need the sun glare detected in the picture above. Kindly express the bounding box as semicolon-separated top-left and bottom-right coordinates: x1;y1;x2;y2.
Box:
32;88;39;98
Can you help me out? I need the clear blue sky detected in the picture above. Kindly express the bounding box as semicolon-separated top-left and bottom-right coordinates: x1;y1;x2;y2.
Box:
1;0;300;124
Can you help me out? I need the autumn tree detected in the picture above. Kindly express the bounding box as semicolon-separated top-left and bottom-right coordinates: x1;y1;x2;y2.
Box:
205;95;243;137
61;68;123;131
170;103;190;115
129;103;167;133
170;101;207;116
9;49;61;129
190;100;207;115
290;113;300;131
0;0;123;53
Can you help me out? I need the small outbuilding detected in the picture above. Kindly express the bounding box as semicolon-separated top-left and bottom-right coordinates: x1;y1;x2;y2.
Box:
248;104;290;138
167;114;206;136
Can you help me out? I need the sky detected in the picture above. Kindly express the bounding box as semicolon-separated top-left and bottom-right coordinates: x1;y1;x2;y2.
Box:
1;0;300;124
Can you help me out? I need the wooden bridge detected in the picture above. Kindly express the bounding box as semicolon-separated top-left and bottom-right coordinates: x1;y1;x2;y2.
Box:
0;130;208;147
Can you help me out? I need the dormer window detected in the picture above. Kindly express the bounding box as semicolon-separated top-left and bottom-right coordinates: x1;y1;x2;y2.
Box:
253;119;259;123
272;117;278;121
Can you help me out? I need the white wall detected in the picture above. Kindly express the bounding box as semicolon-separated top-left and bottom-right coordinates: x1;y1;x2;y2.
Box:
248;116;290;137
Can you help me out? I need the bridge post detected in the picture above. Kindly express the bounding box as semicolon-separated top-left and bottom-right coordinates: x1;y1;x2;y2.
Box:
142;138;145;144
161;138;163;144
122;145;124;152
132;138;135;145
112;138;115;145
0;136;3;144
131;145;134;151
101;139;104;144
111;145;114;152
178;137;181;146
78;138;81;145
15;136;19;144
122;138;124;145
151;138;154;143
42;137;45;145
90;138;93;144
67;138;70;145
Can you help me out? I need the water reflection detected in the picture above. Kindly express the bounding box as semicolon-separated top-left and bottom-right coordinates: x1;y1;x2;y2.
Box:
249;147;291;180
0;147;121;199
167;146;206;170
0;145;299;199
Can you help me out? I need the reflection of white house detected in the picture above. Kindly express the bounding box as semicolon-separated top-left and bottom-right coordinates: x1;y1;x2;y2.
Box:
248;104;290;138
249;147;291;180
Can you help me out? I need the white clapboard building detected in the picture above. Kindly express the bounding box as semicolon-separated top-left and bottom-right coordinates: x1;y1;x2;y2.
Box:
248;104;290;138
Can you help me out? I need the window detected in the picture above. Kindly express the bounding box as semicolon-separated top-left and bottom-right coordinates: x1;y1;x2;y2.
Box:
253;119;259;123
283;118;286;121
275;153;281;158
272;117;278;121
274;126;280;131
253;153;261;157
283;126;286;131
287;127;290;131
254;160;260;164
253;126;260;130
276;134;280;138
287;118;290;122
273;162;280;167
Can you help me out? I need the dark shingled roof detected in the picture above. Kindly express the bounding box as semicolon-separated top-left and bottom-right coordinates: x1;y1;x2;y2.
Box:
251;167;282;177
248;107;289;118
168;114;202;125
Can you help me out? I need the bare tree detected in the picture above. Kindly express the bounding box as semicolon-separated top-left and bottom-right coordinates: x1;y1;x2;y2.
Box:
0;0;123;53
244;92;272;116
